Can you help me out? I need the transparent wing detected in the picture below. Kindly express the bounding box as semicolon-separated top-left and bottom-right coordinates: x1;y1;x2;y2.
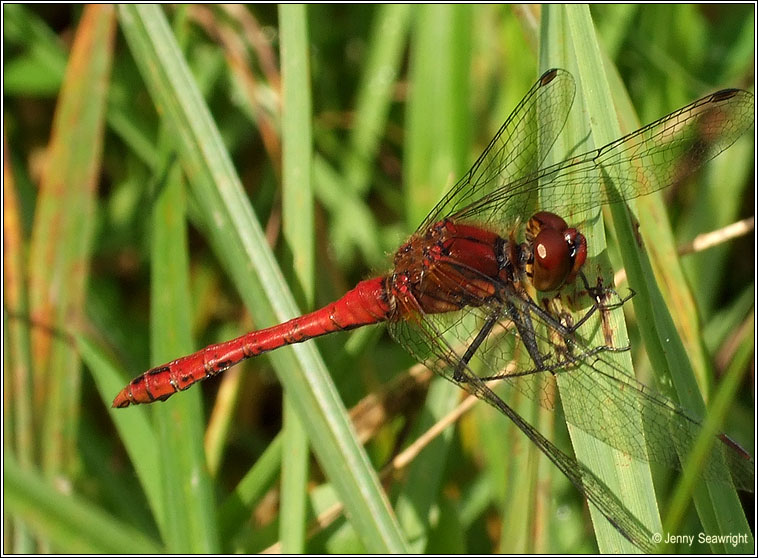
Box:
448;88;754;230
387;289;754;491
387;308;660;552
417;68;576;233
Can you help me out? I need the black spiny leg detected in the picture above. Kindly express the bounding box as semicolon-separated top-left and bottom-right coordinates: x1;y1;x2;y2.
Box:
452;312;499;382
453;297;549;384
569;272;635;332
505;298;549;371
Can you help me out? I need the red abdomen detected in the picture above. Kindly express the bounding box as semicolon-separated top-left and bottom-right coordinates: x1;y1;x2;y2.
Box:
112;277;392;407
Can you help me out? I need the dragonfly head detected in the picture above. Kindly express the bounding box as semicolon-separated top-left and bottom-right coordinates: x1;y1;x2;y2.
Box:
526;211;587;291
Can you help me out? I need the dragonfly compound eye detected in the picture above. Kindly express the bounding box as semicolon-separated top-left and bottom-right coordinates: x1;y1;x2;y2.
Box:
526;212;587;291
531;226;573;291
526;211;568;242
563;227;587;285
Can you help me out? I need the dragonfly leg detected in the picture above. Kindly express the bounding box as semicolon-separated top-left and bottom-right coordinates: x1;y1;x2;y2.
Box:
452;295;553;383
452;312;499;382
480;343;618;381
473;284;634;382
454;283;634;385
570;272;635;332
505;298;551;369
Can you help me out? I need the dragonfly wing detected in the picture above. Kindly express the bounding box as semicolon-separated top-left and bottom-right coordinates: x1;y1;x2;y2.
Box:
450;88;754;230
389;288;754;491
387;307;658;552
556;344;755;492
418;68;576;233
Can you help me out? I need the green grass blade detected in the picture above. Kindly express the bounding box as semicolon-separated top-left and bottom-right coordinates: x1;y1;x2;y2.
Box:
149;139;219;552
117;5;407;552
601;26;752;558
663;314;753;544
4;453;162;554
541;4;752;552
344;4;411;198
394;6;473;550
541;6;660;553
604;65;753;552
26;5;115;481
218;434;283;542
2;4;67;95
78;334;164;530
279;4;313;552
403;5;473;226
325;4;411;268
4;131;36;553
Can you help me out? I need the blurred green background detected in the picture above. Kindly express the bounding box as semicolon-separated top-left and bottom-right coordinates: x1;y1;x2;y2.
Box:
4;4;754;554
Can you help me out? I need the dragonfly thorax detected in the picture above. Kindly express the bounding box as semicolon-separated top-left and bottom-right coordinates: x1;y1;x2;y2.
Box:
389;219;516;317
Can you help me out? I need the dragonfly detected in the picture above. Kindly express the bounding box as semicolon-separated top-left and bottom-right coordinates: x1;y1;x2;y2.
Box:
113;68;754;551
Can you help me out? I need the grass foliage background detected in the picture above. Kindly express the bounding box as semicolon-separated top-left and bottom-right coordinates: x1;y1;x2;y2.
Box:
4;4;754;554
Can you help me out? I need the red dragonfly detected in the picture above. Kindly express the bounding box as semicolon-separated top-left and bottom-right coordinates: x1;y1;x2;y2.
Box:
114;69;754;550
